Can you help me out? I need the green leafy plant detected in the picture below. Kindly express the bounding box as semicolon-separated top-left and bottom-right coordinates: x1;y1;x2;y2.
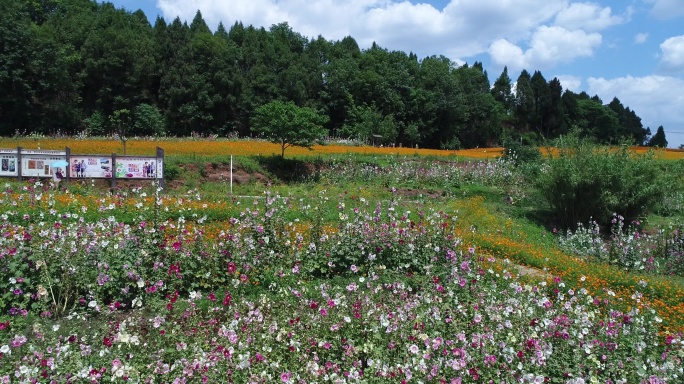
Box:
251;100;328;158
536;132;669;229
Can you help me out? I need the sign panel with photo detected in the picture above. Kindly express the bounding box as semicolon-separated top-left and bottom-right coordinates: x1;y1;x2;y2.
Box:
70;156;113;178
22;156;66;177
0;154;18;176
116;158;157;179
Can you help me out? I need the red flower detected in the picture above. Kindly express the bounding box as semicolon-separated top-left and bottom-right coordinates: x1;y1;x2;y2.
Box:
168;263;181;278
227;262;237;274
103;336;112;347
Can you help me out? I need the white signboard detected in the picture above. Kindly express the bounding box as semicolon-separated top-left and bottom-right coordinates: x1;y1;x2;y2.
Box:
0;154;18;176
22;150;66;156
70;156;113;179
115;158;158;179
22;156;66;178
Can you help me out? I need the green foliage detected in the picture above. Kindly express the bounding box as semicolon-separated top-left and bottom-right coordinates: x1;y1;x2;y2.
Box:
648;126;668;147
83;111;107;136
503;140;541;166
576;98;620;143
133;103;166;136
536;133;670;229
340;103;397;144
163;162;180;181
252;100;328;157
110;109;131;154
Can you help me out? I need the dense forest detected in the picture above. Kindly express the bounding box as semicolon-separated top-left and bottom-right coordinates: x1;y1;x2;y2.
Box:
0;0;668;148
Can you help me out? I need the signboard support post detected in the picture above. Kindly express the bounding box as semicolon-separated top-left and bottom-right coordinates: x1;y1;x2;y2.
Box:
230;155;233;195
156;147;165;189
65;147;71;182
17;147;23;182
110;153;117;191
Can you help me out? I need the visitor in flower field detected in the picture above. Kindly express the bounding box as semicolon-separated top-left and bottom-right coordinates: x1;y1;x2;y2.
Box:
52;168;63;189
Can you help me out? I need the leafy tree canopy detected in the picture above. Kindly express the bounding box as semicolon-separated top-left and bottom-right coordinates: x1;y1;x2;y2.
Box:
252;100;328;157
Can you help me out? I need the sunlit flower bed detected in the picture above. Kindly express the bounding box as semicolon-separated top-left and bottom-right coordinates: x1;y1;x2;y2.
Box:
1;183;683;383
0;138;503;159
3;137;683;161
320;155;519;188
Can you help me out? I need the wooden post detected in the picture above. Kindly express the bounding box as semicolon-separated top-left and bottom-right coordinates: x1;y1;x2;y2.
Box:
111;153;117;191
17;147;22;182
65;147;71;182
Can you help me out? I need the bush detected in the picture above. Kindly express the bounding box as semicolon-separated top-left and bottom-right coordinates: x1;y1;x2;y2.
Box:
536;133;669;229
503;140;541;166
164;162;180;181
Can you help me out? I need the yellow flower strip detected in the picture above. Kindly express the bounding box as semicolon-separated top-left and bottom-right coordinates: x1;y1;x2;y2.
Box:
0;138;503;158
4;138;682;160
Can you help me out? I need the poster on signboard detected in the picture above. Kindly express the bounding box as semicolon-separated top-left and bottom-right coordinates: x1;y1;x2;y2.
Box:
115;158;157;178
70;156;112;178
22;156;66;177
0;154;18;176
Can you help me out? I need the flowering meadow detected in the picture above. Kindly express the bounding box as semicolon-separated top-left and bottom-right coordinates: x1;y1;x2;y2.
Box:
4;136;684;160
0;137;503;159
1;149;684;383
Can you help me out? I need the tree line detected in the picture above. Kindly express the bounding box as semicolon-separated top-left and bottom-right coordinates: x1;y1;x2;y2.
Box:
0;0;668;148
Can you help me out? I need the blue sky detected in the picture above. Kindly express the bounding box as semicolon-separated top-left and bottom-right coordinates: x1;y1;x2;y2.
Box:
105;0;684;147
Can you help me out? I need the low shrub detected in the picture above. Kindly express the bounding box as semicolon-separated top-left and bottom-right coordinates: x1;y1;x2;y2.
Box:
536;133;669;229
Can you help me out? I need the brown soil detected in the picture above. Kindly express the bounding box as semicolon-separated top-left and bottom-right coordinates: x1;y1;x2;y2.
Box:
175;163;271;188
516;264;553;279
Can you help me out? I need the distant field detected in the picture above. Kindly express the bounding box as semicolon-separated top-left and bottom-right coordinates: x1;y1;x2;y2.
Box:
0;137;502;158
2;137;683;160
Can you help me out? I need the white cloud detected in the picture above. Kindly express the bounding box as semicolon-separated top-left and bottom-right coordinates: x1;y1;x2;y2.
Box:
489;26;601;72
634;33;649;44
660;35;684;72
489;40;526;70
588;75;684;146
644;0;684;20
554;75;583;92
156;0;568;60
554;2;627;31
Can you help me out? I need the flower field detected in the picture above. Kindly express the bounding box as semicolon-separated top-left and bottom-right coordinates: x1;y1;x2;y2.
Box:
3;137;684;160
0;138;503;159
1;176;683;383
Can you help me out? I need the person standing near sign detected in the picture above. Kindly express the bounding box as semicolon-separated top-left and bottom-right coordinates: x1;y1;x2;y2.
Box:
53;168;64;190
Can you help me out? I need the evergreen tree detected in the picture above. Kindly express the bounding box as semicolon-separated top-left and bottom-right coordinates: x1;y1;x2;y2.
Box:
491;66;514;114
514;70;534;133
648;126;668;147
